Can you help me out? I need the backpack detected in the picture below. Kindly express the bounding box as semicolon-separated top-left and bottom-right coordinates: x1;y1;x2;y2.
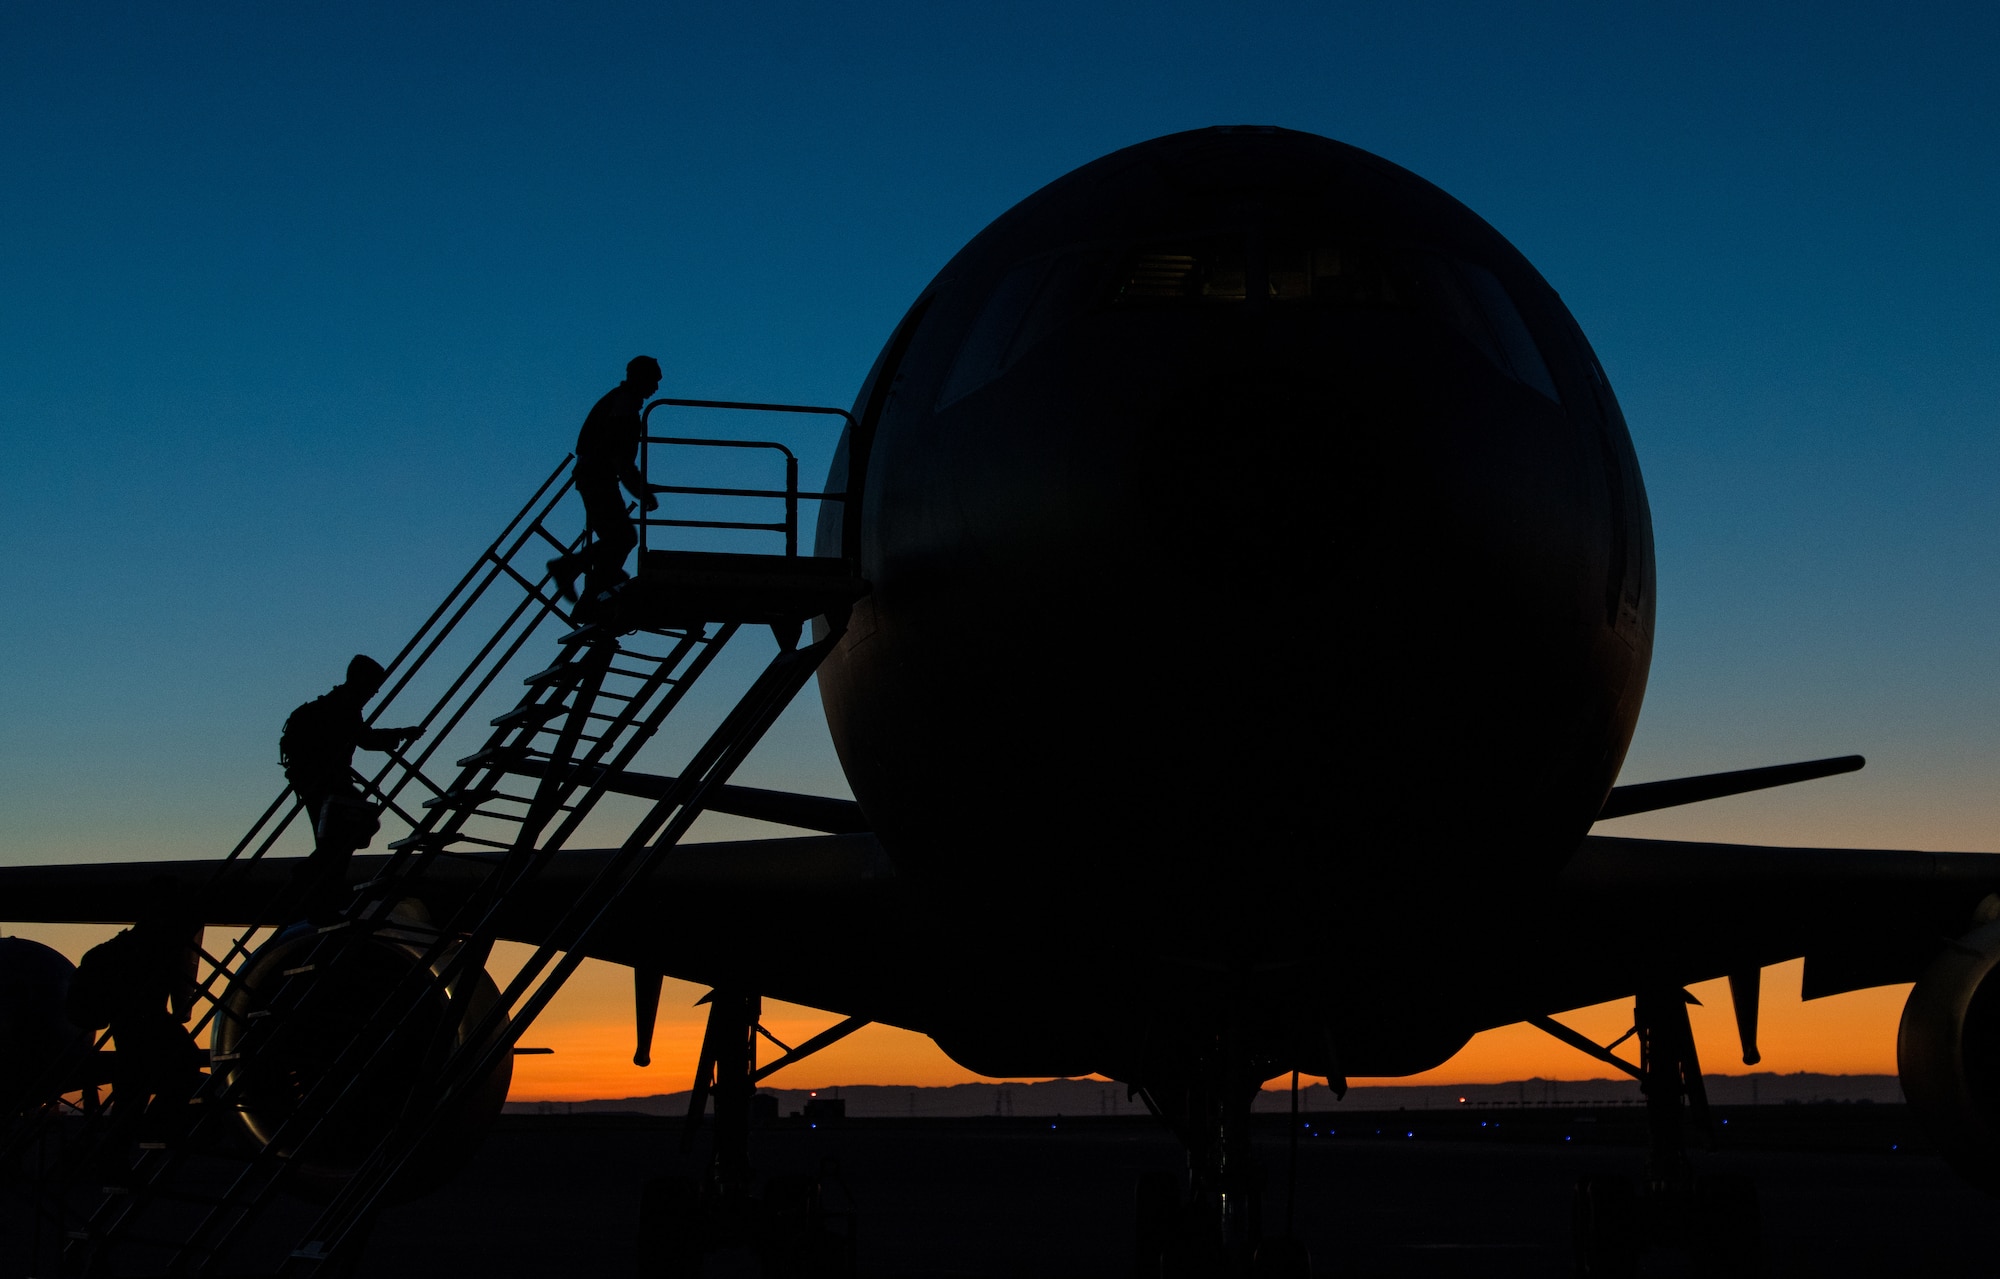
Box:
279;693;344;776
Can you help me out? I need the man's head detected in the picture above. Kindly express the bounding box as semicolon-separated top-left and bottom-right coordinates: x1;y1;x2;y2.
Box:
344;654;388;698
626;355;663;399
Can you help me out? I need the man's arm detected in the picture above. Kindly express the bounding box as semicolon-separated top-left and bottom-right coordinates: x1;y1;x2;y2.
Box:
619;402;657;509
356;725;421;752
619;459;654;508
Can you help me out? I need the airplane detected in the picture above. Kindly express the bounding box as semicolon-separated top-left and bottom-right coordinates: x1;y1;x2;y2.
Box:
5;124;1999;1277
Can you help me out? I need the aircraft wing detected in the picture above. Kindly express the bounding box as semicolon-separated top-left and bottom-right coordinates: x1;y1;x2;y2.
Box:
12;831;2000;1070
1469;834;2000;1037
0;836;957;1036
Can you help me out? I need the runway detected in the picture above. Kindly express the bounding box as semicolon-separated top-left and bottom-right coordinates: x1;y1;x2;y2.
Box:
349;1107;1992;1278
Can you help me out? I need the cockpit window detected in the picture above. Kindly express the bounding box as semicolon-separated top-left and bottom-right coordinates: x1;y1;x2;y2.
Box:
937;249;1109;409
940;235;1562;410
1112;236;1247;304
1111;234;1562;403
936;259;1046;409
1415;256;1561;403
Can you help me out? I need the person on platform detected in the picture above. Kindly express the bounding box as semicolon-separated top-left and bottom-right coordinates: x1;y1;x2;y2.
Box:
548;355;663;606
65;884;205;1147
279;655;422;923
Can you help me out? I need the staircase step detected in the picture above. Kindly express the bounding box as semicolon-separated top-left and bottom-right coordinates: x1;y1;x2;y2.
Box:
606;664;663;681
385;831;515;854
624;549;866;626
491;701;569;729
456;745;526;768
523;661;583;687
534;728;608;746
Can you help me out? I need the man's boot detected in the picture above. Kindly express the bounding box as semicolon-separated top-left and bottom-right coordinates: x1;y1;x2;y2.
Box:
546;555;582;604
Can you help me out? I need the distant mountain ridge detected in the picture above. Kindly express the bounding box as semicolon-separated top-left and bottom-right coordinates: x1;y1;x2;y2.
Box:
505;1072;1904;1118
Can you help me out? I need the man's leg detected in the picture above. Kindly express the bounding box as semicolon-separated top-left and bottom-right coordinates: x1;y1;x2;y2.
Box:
590;512;636;595
149;1026;206;1143
546;550;584;603
298;845;358;926
121;1023;194;1144
275;784;328;917
292;783;362;924
101;1050;150;1170
579;482;636;597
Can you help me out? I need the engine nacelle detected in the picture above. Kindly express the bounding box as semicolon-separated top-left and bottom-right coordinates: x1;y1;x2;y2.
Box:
0;936;88;1112
1899;919;2000;1192
212;905;511;1197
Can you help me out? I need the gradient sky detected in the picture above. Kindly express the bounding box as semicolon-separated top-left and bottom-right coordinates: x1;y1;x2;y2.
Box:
4;3;1998;1099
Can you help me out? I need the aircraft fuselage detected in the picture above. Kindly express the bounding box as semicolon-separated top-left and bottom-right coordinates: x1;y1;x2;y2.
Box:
813;127;1656;1077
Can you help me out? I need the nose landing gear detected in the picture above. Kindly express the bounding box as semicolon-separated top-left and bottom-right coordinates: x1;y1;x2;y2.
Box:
1559;986;1762;1278
636;990;863;1277
1127;1043;1314;1278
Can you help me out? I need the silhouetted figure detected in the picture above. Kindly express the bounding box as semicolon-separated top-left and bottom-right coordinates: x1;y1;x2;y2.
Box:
548;355;663;606
280;655;422;923
64;884;204;1147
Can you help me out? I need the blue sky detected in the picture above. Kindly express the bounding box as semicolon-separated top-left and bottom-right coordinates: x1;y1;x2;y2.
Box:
4;0;1999;871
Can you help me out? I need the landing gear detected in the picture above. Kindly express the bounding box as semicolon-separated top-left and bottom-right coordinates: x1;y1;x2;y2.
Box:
1128;1038;1313;1278
636;990;856;1278
1132;1162;1312;1279
1569;986;1762;1278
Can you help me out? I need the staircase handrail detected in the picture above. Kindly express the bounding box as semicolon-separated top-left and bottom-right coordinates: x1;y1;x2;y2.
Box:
639;397;854;557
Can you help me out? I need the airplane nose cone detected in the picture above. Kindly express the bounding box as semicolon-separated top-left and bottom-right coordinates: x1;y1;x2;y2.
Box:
816;126;1652;966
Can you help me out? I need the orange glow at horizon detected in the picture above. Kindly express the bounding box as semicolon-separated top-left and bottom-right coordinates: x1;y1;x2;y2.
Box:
492;944;1023;1101
0;929;1911;1102
1346;958;1908;1088
497;952;1910;1102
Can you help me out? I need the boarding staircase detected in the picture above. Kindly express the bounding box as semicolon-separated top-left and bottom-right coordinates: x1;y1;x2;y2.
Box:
11;398;865;1277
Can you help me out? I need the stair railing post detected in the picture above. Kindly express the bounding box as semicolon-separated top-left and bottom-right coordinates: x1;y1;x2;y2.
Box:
785;453;798;557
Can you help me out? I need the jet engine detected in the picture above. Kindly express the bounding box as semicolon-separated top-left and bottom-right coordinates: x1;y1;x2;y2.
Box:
0;936;87;1113
1898;918;2000;1192
211;904;511;1196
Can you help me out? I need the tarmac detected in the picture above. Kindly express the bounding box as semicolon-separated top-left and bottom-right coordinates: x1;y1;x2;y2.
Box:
344;1106;1998;1278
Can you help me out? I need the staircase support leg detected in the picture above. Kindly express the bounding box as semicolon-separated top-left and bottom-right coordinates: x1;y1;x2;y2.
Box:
1635;986;1703;1189
707;989;761;1191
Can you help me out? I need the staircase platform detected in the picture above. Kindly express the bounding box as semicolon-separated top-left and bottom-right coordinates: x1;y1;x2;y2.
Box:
610;550;867;628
